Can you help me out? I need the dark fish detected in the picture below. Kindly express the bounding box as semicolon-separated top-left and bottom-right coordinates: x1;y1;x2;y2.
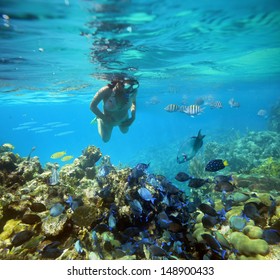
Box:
215;181;234;192
214;175;233;183
128;163;150;185
177;129;205;164
191;129;205;154
198;203;218;216
27;146;36;161
129;199;143;216
149;245;168;257
11;230;34;247
157;211;172;229
268;196;276;218
243;202;260;220
202;214;219;228
262;229;280;244
205;159;228;172
22;213;41;224
201;233;226;259
188;178;209;188
30;202;46;213
175;172;192;182
40;241;63;259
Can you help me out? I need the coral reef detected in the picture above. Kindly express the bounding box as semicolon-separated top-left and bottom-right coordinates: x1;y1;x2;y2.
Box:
0;142;279;260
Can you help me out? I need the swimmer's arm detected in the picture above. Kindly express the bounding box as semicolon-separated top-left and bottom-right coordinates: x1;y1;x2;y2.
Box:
130;92;137;119
90;86;109;120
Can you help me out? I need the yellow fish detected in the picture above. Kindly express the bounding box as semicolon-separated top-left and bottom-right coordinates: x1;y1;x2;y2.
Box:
50;151;66;159
61;155;74;162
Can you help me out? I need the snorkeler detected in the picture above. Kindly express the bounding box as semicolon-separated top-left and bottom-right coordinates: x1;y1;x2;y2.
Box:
90;78;139;142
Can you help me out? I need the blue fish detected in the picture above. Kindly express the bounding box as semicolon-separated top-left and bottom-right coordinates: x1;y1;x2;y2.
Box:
262;229;280;244
129;199;143;217
66;196;83;211
128;163;150;185
108;213;116;230
201;233;227;259
50;203;65;217
138;187;156;204
74;240;83;254
157;211;172;229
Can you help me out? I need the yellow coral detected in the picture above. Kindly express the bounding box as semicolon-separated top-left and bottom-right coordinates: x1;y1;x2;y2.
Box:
251;157;280;177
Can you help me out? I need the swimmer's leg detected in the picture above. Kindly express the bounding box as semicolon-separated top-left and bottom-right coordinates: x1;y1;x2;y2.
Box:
119;124;129;134
97;118;113;142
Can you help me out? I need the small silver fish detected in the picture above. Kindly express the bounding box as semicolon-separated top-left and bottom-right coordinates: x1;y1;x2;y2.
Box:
210;101;223;109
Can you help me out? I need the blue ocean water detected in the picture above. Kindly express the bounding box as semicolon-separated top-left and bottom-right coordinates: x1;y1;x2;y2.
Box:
0;0;279;178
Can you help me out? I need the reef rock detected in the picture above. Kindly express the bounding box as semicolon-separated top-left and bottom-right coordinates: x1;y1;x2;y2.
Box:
229;232;269;256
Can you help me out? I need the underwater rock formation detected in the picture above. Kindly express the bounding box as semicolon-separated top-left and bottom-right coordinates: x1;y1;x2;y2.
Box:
0;143;279;260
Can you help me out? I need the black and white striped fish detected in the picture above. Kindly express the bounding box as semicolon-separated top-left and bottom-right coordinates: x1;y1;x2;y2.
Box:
210;101;223;109
164;104;179;112
180;105;204;117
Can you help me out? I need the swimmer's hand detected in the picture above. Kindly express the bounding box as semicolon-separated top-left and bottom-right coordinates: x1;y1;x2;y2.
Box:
90;117;97;125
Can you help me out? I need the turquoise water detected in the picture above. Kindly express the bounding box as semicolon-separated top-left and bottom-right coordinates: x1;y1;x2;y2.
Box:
1;0;280;177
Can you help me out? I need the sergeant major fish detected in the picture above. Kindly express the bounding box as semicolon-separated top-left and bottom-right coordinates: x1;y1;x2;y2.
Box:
164;104;180;112
180;104;204;117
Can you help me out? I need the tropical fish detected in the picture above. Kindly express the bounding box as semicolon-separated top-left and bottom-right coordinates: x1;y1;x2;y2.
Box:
74;240;84;254
138;187;156;204
180;104;204;117
209;100;223;109
198;203;218;217
201;233;227;259
54;130;74;137
156;211;172;229
194;97;205;106
61;155;74;162
215;181;234;192
214;175;233;183
229;215;247;231
177;129;205;163
164;104;179;112
262;229;280;244
175;172;192;182
202;214;219;228
27;146;36;161
205;159;228;172
40;241;63;259
11;230;34;247
50;203;65;217
228;98;240;108
188;178;209;188
66;196;83;211
50;151;66;159
257;109;267;118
